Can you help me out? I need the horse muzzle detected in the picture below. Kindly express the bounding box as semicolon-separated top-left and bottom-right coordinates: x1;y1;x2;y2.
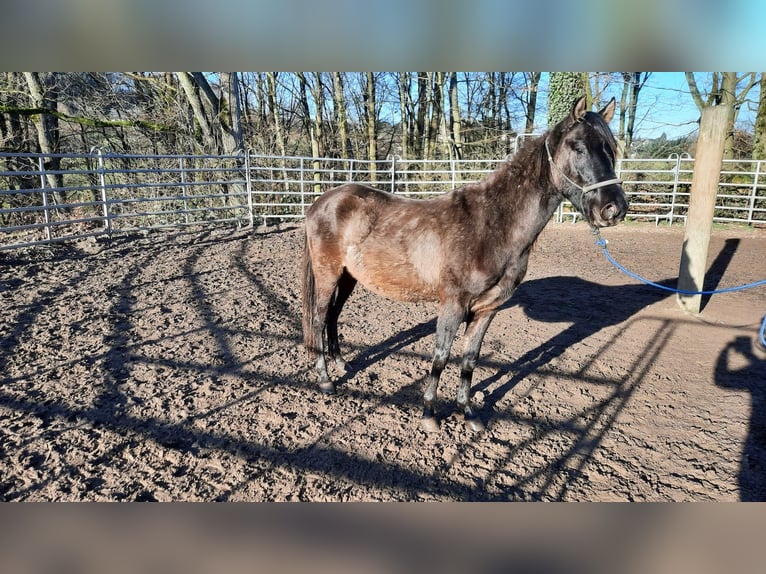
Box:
589;187;628;227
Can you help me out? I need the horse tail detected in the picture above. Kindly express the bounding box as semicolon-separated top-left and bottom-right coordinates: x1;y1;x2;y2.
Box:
301;229;318;358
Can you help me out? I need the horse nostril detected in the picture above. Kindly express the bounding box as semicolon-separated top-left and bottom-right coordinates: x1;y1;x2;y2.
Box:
601;202;618;220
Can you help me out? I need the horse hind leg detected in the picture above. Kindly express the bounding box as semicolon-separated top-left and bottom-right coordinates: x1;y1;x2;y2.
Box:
310;282;338;395
304;256;342;394
326;271;356;371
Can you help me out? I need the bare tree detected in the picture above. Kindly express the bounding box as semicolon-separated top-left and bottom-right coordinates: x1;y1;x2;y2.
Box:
176;72;244;155
364;72;377;181
448;72;463;160
425;72;449;160
524;72;542;133
414;73;428;159
332;72;351;160
752;73;766;160
397;72;413;159
265;72;290;193
23;72;64;199
686;72;759;159
297;72;326;193
617;72;651;158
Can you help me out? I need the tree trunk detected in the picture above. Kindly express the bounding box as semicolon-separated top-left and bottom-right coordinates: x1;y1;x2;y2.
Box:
720;72;738;159
424;72;444;160
677;105;729;314
311;73;325;193
332;72;351;160
524;72;541;133
177;72;244;155
448;72;463;160
497;72;512;154
23;72;65;203
548;72;586;126
266;73;286;156
753;73;766;161
218;72;244;154
364;72;377;182
415;73;428;159
431;72;449;159
618;74;629;148
582;72;593;108
625;73;643;157
398;72;412;159
618;72;649;158
177;72;215;152
686;72;757;160
266;72;289;193
487;73;498;133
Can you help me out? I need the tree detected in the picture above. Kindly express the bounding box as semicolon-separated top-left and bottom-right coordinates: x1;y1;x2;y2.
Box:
414;73;428;159
297;72;325;193
332;72;351;160
176;72;244;155
23;72;64;200
523;72;542;133
685;72;759;159
23;73;59;155
547;73;587;126
752;73;766;161
397;72;413;159
448;72;463;160
363;72;377;181
618;72;651;158
425;72;447;160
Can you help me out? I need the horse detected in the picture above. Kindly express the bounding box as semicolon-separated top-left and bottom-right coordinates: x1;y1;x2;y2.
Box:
301;96;628;433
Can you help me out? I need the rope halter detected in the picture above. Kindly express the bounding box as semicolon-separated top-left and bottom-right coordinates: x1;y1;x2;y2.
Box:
544;138;622;194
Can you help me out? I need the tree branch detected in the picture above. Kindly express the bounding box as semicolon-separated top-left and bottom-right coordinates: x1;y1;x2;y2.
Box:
0;104;175;131
685;72;706;111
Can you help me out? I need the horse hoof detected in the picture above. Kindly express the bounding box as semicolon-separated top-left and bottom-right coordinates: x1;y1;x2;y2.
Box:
319;381;336;395
421;416;440;433
465;414;485;432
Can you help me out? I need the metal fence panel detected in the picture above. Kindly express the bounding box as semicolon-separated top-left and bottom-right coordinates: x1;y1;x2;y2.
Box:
1;150;765;250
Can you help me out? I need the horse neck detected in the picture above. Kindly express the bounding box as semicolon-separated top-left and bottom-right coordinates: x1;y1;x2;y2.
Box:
487;141;562;246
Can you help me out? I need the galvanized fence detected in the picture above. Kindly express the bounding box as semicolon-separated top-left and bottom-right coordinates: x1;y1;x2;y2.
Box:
1;149;765;250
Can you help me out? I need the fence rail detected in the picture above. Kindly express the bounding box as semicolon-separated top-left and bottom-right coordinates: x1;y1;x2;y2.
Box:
1;149;765;250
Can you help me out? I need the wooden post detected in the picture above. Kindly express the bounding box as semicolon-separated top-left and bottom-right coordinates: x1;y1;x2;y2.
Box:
677;105;729;314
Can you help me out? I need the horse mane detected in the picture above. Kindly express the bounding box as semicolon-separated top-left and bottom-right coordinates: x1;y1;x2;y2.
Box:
489;108;618;195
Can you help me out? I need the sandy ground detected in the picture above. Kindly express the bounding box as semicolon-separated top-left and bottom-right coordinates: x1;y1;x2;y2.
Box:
1;220;765;501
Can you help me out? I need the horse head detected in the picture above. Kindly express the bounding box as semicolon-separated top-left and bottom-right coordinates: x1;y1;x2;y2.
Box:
546;96;629;228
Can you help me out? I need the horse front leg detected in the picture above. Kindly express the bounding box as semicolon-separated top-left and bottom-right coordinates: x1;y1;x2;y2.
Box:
456;309;497;432
422;303;464;433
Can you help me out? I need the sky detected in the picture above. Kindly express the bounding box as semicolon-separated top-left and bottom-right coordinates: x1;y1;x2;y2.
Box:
627;72;760;141
516;72;760;142
628;73;701;140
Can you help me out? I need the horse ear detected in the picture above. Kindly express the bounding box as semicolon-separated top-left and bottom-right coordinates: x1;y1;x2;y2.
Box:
598;97;616;123
571;96;588;123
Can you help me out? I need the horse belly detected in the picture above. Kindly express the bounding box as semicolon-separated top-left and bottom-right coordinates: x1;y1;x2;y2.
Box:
344;243;440;303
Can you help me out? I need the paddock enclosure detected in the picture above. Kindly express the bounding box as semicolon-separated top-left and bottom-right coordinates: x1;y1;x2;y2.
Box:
1;221;765;501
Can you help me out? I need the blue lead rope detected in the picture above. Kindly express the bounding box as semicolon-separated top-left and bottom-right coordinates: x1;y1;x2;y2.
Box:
594;235;766;348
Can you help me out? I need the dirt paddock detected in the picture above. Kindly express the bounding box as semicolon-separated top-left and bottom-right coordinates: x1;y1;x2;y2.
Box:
1;221;765;501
